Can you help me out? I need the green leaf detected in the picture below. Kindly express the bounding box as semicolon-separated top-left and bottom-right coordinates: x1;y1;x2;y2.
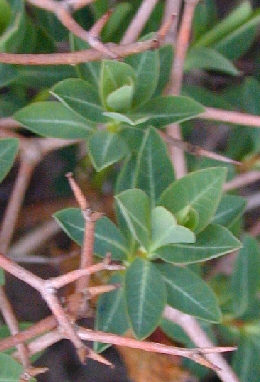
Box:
94;217;128;261
212;194;246;228
88;130;129;171
0;353;23;382
70;35;101;88
117;127;174;206
154;45;173;96
160;167;227;233
106;83;134;112
153;224;241;264
185;47;239;75
232;334;260;382
0;64;18;87
157;263;222;322
125;49;159;107
0;268;4;286
0;0;26;53
192;0;217;40
115;189;150;250
100;60;136;109
231;235;260;318
94;274;129;352
101;2;132;43
51;78;107;123
0;138;19;183
150;206;195;252
131;96;204;127
125;258;166;339
133;127;174;205
103;112;149;126
53;208;84;245
14;102;94;138
0;0;11;34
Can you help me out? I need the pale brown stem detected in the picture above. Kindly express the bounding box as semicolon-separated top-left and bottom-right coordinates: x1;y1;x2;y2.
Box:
63;0;95;11
224;171;260;191
162;0;182;43
0;148;40;253
0;287;31;368
164;306;240;382
167;1;199;179
121;0;159;44
200;107;260;128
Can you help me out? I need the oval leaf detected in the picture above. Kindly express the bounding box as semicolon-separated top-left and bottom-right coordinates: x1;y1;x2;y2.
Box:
0;138;19;183
115;189;150;249
150;206;195;251
53;208;84;245
51;78;107;123
131;95;204;127
0;353;23;382
212;194;246;228
14;102;94;138
153;224;241;264
157;263;222;322
125;258;166;339
160;167;227;233
88;130;129;171
94;217;128;261
94;273;129;353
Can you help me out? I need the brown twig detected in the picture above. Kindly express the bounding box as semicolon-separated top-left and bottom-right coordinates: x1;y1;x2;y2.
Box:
121;0;159;44
167;1;199;178
160;131;240;166
224;171;260;191
0;287;31;369
199;107;260;128
162;0;182;43
164;306;239;382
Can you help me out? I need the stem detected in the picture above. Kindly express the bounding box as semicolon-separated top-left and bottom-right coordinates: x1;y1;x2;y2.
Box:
200;107;260;128
121;0;159;44
164;306;240;382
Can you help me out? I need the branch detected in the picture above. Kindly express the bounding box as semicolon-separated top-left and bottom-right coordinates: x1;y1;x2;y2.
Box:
167;0;199;178
199;107;260;128
164;306;240;382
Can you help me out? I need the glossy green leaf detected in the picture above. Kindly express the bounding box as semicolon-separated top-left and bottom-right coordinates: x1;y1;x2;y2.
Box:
125;49;159;107
150;207;195;252
115;189;150;249
53;208;83;245
70;35;101;88
0;64;18;87
103;112;149;126
0;138;19;183
0;0;11;34
134;127;174;205
0;268;4;286
131;96;204;128
100;60;136;109
106;83;134;112
212;194;246;228
192;0;217;40
194;1;252;48
14;102;94;138
125;258;166;339
160;167;227;233
232;334;260;382
94;274;129;352
102;2;132;42
231;236;260;318
0;0;25;53
157;263;222;322
88;130;129;171
16;65;76;88
153;224;241;264
51;78;107;123
185;47;239;75
154;45;173;96
94;217;128;261
0;353;23;382
116;127;174;205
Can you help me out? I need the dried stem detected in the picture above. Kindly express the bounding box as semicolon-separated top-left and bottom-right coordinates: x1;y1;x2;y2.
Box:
0;145;41;253
0;287;31;369
164;306;239;382
121;0;159;44
200;107;260;128
162;0;182;43
224;171;260;191
167;0;199;178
